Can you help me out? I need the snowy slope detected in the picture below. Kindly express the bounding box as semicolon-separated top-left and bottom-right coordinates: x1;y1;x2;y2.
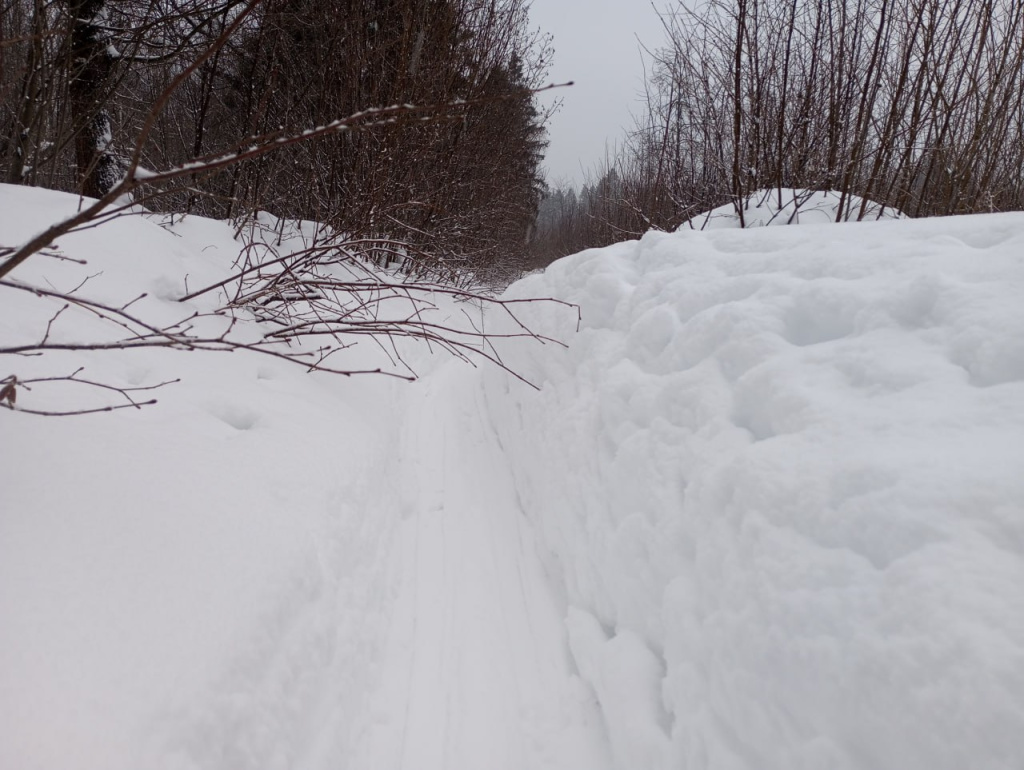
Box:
484;209;1024;769
0;184;604;770
0;185;412;770
4;183;1024;770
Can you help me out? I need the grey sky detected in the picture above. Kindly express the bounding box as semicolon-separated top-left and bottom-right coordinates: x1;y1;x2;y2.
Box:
528;0;668;186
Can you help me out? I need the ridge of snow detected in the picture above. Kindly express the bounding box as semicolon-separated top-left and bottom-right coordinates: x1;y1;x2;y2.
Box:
484;209;1024;770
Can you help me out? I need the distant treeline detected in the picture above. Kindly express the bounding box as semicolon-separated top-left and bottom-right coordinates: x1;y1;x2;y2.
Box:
532;0;1024;266
1;0;549;282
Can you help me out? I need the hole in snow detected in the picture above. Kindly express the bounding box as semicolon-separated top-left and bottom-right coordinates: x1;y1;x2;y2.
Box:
209;403;259;431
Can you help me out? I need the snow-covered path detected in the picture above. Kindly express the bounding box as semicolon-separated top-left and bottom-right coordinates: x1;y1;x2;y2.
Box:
0;185;613;770
5;186;1024;770
351;362;611;769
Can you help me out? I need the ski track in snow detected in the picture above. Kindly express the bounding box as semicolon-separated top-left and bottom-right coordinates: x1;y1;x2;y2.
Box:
347;362;611;770
137;364;611;770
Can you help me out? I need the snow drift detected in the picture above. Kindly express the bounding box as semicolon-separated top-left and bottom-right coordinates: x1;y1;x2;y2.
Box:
484;206;1024;770
678;188;901;229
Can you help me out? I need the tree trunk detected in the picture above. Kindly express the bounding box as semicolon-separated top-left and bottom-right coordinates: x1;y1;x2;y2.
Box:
5;0;47;184
67;0;120;198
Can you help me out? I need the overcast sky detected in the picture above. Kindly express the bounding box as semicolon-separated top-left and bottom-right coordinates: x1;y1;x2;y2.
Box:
528;0;668;186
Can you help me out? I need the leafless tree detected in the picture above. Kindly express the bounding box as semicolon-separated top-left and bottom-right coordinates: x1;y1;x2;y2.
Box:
531;0;1024;264
1;0;569;414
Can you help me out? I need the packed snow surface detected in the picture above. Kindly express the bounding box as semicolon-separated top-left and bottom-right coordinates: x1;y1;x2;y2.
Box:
3;184;1024;770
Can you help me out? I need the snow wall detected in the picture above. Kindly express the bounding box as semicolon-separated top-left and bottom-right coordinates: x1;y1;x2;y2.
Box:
483;206;1024;770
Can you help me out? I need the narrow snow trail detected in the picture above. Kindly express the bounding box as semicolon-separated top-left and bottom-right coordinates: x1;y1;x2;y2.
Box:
348;362;612;770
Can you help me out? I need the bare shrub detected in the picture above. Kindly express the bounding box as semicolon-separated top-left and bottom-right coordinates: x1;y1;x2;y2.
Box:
531;0;1024;265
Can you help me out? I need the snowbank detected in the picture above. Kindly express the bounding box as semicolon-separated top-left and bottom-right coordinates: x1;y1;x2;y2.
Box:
680;188;901;229
484;210;1024;769
0;186;418;770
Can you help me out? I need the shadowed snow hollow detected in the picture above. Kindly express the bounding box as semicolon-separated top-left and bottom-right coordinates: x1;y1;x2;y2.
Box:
484;208;1024;770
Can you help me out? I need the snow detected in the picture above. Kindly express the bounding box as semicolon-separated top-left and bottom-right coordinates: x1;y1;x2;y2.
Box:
350;362;610;770
484;205;1024;769
0;184;605;770
679;188;901;229
3;184;1024;770
0;197;399;768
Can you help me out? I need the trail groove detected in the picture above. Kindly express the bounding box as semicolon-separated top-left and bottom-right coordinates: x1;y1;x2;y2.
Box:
351;363;611;770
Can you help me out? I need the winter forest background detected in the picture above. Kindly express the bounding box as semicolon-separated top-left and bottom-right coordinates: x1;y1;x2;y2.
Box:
4;0;1024;280
1;0;553;285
